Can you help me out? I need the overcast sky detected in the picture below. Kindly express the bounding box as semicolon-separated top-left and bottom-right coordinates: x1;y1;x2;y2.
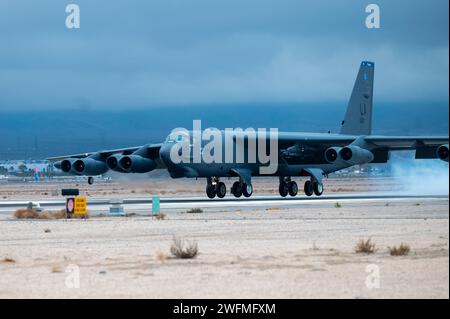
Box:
0;0;448;110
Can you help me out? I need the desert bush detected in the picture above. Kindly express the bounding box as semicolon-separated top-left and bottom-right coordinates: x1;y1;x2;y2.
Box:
15;208;67;219
155;213;166;220
186;208;203;214
170;237;198;259
266;207;281;212
157;252;169;262
51;266;63;273
15;208;87;219
355;238;376;254
389;243;410;256
14;208;39;219
334;202;342;208
2;257;15;263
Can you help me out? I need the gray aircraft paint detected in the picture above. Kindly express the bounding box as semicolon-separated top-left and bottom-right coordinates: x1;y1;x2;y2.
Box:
340;61;374;135
47;61;449;197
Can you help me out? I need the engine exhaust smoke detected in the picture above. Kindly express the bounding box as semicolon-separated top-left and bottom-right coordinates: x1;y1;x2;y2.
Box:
389;152;449;195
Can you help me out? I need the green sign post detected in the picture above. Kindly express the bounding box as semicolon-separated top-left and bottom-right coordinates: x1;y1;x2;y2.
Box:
152;196;160;215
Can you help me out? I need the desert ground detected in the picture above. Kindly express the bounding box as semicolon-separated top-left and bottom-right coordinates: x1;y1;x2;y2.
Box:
0;177;448;299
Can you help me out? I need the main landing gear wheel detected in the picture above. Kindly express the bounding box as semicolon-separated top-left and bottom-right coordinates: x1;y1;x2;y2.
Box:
313;181;324;196
206;183;217;199
242;183;253;198
216;182;227;198
88;177;94;185
304;180;314;196
231;181;243;198
279;181;289;197
288;181;298;197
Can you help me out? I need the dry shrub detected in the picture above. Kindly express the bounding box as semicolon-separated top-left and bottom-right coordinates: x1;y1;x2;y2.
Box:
15;209;88;219
51;266;63;273
355;238;376;254
15;208;66;219
157;252;169;262
186;208;203;214
334;202;342;208
155;213;166;220
14;208;39;219
170;237;198;259
2;257;15;263
389;243;410;256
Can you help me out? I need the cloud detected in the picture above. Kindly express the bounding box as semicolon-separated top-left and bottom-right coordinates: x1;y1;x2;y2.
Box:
0;0;448;110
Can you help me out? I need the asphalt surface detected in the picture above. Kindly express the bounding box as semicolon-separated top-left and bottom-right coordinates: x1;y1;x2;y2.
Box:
0;193;447;216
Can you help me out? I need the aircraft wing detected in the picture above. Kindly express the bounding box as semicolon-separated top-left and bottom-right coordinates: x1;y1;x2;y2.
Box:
46;144;162;161
275;133;448;162
275;133;448;148
362;136;449;160
364;136;448;150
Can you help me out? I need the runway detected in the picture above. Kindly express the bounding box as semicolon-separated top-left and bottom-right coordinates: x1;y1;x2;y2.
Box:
0;191;448;298
0;193;447;216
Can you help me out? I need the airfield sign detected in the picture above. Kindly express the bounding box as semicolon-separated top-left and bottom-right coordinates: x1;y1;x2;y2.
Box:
74;197;87;216
66;198;75;216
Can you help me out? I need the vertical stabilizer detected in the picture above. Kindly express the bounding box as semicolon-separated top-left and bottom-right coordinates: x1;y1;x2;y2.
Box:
340;61;374;135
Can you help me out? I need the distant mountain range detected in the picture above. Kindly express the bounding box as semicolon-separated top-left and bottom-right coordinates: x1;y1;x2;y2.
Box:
0;102;448;159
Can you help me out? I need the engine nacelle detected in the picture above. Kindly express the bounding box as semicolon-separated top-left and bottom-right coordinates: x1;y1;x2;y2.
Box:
119;155;157;173
60;159;80;175
73;158;109;176
106;155;129;173
325;147;342;163
437;144;449;162
339;146;374;165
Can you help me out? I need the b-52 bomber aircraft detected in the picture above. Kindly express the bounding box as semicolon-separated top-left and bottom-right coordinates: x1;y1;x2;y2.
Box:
48;61;449;199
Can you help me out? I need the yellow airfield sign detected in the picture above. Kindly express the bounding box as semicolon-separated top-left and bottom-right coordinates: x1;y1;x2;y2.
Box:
74;197;87;215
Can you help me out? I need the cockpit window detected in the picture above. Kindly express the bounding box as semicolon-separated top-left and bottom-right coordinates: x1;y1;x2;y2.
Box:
165;129;190;143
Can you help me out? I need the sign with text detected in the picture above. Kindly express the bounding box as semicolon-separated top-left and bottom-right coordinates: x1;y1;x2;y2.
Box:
66;198;75;215
74;197;87;216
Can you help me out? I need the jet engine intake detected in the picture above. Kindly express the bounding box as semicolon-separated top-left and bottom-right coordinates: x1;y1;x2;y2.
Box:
119;155;157;173
339;146;374;165
73;158;109;176
325;147;342;163
437;144;449;162
60;159;79;174
106;155;129;172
